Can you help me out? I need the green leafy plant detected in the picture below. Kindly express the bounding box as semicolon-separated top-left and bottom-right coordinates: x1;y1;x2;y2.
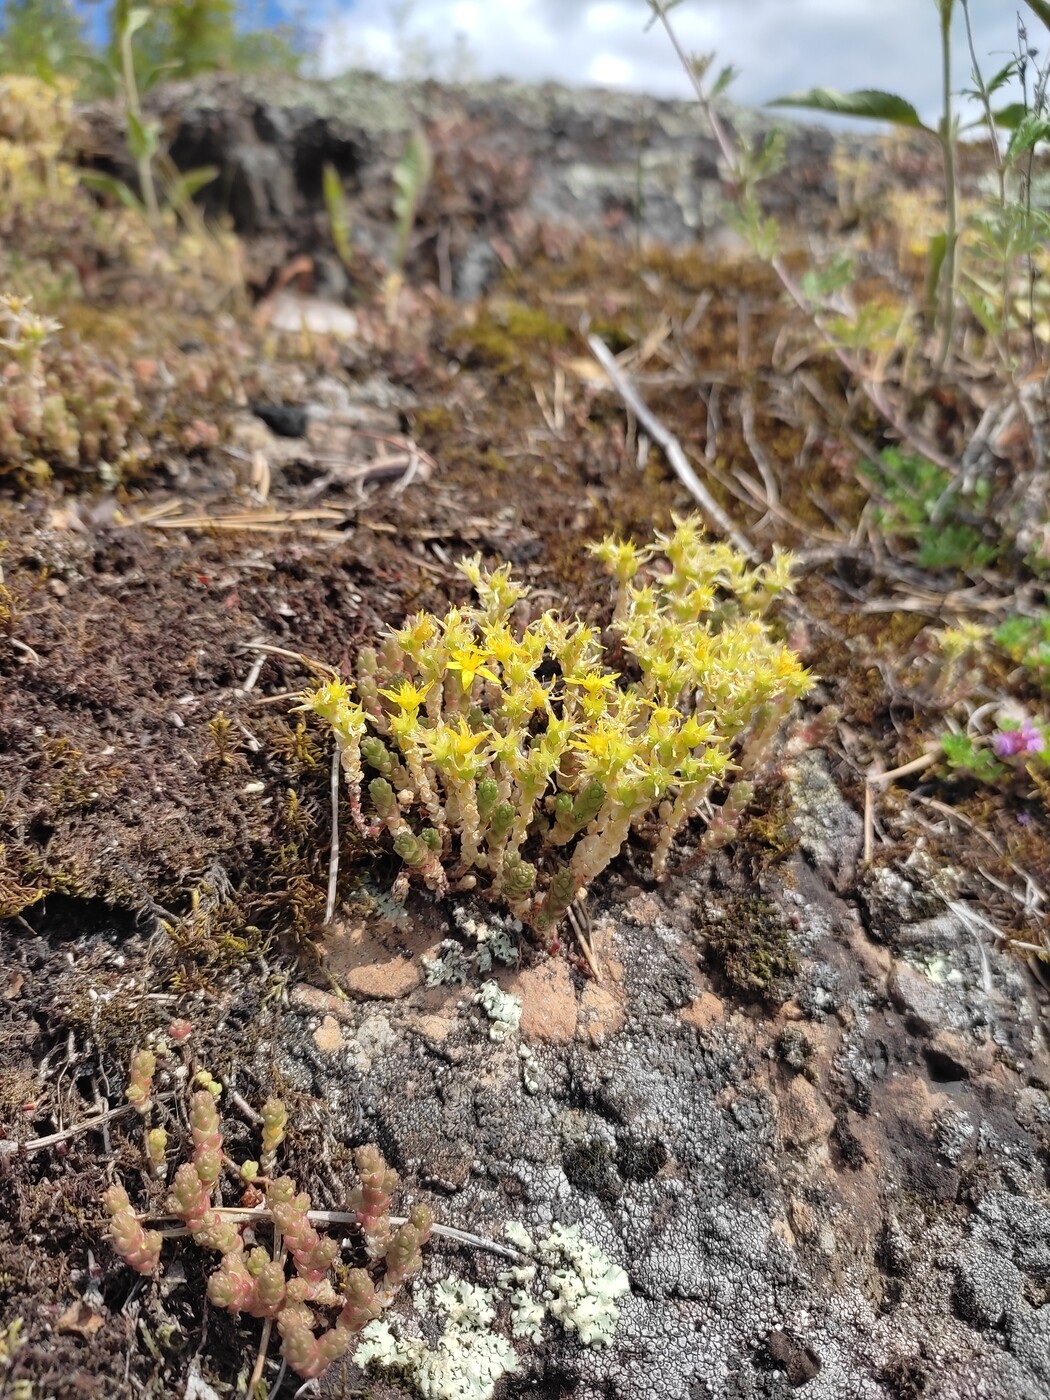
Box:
298;517;810;940
644;0;961;500
111;3;160;224
865;447;997;572
79;5;222;228
648;0;1050;573
0;0;85;80
939;730;1007;783
993;612;1050;687
384;124;433;318
770;0;960;367
0;293;145;483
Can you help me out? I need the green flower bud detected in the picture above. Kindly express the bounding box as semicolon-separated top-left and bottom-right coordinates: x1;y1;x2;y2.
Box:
477;777;499;822
571;778;605;828
502;853;536;898
489;802;516;841
369;777;396;817
361;736;394;775
393;830;425;867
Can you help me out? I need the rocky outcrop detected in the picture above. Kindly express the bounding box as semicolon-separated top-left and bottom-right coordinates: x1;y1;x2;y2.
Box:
76;70;862;292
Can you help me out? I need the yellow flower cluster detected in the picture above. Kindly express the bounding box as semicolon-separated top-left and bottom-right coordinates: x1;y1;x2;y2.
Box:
298;518;811;938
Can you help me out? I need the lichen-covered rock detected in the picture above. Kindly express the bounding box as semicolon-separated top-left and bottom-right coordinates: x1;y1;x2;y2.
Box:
234;850;1050;1399
784;749;862;889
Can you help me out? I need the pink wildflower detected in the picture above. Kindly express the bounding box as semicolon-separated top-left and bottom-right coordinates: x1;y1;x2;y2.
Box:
992;719;1043;758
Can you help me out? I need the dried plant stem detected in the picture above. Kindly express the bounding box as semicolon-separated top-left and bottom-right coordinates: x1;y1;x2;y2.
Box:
325;741;341;925
771;257;957;474
249;1317;274;1394
863;749;941;863
587;332;756;558
243;642;339;680
935;0;959;369
1;1102;140;1157
141;1205;529;1263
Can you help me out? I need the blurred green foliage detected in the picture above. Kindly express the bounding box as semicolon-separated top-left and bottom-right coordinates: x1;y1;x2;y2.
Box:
866;447;998;573
0;0;306;86
994;613;1050;688
0;0;84;80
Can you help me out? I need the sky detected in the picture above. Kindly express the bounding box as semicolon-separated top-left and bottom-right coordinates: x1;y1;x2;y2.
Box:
317;0;1037;125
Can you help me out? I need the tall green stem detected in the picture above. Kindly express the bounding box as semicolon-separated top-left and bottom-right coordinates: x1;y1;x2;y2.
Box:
119;13;159;227
936;0;958;368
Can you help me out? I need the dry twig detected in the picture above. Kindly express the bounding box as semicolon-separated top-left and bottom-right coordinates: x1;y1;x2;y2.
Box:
863;749;941;864
587;332;756;558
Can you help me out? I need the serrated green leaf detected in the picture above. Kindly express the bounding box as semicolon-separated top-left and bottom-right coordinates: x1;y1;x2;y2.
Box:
799;253;854;303
939;731;1004;782
984;60;1021;97
711;64;738;99
1005;113;1050;161
767;87;929;131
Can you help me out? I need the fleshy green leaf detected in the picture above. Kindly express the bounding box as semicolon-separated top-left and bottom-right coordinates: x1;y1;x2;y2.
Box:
767;88;929;131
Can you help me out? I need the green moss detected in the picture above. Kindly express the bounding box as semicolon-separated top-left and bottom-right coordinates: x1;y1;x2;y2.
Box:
451;299;571;374
411;405;456;442
706;894;799;1005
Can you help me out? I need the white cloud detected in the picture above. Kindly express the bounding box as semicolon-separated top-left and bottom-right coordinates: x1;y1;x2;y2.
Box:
589;52;633;85
319;0;1035;126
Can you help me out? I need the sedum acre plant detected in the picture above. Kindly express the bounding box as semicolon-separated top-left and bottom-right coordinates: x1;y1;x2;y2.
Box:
298;518;810;939
104;1043;431;1383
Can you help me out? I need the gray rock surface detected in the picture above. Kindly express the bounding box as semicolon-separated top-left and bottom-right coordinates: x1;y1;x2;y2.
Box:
254;755;1050;1398
76;70;889;284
